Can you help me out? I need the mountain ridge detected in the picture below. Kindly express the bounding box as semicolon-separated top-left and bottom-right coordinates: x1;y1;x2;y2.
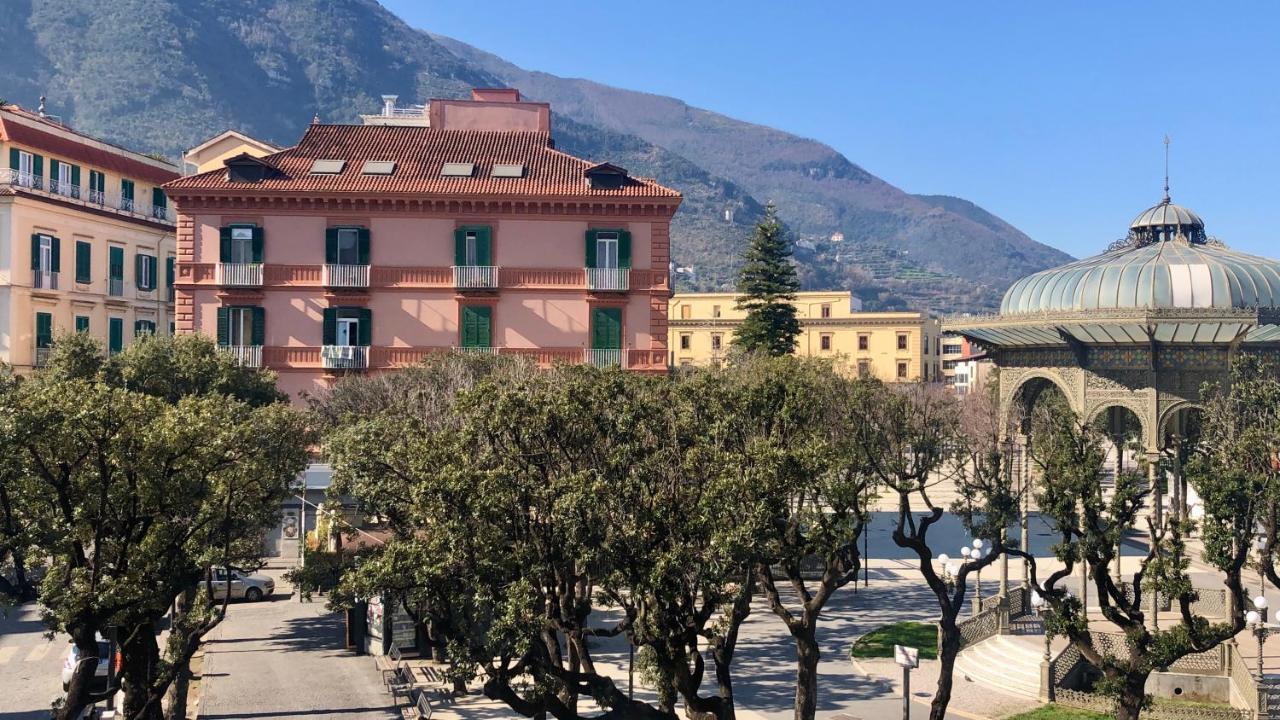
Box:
0;0;1073;311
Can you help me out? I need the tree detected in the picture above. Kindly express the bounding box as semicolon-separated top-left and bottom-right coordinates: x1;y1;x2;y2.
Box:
1022;391;1251;720
0;333;309;720
850;380;1014;720
321;361;778;720
733;203;801;356
718;356;872;720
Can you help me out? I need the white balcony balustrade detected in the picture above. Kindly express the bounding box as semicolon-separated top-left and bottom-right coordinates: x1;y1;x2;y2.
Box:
223;345;263;368
586;267;630;292
452;346;500;356
452;265;499;290
108;277;125;297
322;345;368;370
34;347;53;368
216;263;264;287
323;264;370;288
33;270;58;290
0;169;176;224
586;348;623;368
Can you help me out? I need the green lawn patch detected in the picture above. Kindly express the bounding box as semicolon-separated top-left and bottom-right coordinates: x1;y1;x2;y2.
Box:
849;621;938;660
1002;706;1108;720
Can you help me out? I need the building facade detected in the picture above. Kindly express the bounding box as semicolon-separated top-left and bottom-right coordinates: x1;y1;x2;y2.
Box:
0;103;178;370
668;291;942;381
165;89;681;400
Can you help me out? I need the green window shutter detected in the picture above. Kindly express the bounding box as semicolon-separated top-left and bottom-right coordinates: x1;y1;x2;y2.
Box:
585;229;598;268
70;165;80;188
30;234;40;270
8;148;18;170
109;317;123;353
461;305;491;348
324;228;338;264
35;312;53;347
121;179;134;201
152;187;167;208
477;227;492;266
251;307;265;346
32;155;43;181
357;228;370;265
219;227;232;262
322;308;336;346
251;226;264;263
50;237;60;273
216;307;230;346
618;230;632;269
166;256;174;287
454;228;466;266
148;255;157;290
76;241;91;283
134;320;142;336
591;307;622;350
357;307;372;346
109;246;124;280
48;159;59;184
75;315;89;333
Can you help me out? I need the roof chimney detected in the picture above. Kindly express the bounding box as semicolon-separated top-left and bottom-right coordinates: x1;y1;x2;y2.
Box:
471;88;521;103
381;95;398;117
37;96;47;117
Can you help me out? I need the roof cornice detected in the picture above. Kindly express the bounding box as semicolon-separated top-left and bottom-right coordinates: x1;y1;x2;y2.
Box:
168;192;680;218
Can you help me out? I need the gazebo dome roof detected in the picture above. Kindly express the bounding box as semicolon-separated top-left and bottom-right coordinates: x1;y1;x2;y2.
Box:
1000;200;1280;315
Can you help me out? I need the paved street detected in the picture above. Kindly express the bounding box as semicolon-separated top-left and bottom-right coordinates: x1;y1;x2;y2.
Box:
199;568;397;720
0;601;69;720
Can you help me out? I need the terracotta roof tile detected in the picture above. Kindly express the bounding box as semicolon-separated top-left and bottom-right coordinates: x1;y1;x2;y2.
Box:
165;124;681;200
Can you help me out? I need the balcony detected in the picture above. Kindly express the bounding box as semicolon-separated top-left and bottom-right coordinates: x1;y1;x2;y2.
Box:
452;346;500;356
108;277;125;297
33;270;58;290
586;348;623;368
216;263;264;287
322;345;368;370
0;169;176;225
34;346;52;368
586;267;630;292
222;345;262;368
323;264;370;288
452;265;499;290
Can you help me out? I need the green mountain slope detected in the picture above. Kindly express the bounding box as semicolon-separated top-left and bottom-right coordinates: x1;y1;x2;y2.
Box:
0;0;1070;311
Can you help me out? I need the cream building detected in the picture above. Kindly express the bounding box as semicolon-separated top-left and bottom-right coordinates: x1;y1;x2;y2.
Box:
1;103;178;370
180;130;280;175
669;291;942;382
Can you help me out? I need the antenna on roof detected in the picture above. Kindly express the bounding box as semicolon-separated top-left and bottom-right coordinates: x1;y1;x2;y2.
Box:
1162;134;1171;203
38;96;46;118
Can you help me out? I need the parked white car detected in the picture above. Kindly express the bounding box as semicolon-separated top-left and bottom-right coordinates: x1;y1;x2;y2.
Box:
61;636;116;693
207;567;275;602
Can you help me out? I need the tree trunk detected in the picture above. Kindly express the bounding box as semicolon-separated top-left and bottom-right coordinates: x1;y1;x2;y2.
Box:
930;619;960;720
58;626;103;720
164;588;196;720
121;619;164;720
792;624;819;720
1114;671;1149;720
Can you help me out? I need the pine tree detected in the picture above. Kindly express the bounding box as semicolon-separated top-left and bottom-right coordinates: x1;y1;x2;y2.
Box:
733;203;801;355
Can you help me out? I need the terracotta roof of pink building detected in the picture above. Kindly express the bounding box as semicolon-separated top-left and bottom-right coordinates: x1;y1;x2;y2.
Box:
166;124;681;200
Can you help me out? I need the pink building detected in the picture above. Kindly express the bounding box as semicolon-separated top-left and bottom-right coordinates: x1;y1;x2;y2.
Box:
165;90;682;400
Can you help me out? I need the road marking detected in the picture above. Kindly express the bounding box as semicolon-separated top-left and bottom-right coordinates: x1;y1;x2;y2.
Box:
0;645;18;664
26;642;53;662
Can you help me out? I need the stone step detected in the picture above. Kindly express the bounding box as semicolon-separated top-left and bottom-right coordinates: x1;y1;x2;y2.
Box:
953;635;1043;700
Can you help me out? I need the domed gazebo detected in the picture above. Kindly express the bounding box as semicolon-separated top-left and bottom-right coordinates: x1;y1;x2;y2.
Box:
952;194;1280;518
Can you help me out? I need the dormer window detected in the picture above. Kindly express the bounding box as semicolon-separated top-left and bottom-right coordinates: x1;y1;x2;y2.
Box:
441;162;475;177
224;153;282;183
585;162;628;189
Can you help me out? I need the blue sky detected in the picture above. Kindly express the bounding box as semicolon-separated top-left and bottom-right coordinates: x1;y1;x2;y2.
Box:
386;2;1278;259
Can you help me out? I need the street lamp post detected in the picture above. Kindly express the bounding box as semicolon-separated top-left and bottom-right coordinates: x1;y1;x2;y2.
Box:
1247;595;1275;682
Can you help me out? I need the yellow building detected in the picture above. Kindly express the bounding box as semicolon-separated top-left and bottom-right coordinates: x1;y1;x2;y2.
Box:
1;103;178;370
180;130;279;175
668;291;943;382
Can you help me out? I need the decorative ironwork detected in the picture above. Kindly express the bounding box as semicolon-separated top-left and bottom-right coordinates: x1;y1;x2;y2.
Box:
956;603;1001;650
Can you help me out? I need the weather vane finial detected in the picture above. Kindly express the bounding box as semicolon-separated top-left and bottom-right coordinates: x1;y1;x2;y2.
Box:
1163;134;1171;203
